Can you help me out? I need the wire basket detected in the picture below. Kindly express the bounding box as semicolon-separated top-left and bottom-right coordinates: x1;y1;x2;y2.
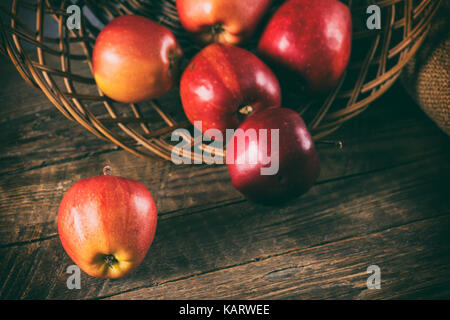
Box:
0;0;442;162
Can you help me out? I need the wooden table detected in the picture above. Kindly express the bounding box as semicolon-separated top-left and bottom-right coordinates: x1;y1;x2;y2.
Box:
1;53;449;300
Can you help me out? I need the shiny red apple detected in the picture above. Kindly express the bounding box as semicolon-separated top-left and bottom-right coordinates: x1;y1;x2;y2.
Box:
227;108;320;204
176;0;273;45
258;0;352;92
180;43;281;137
58;168;158;279
93;15;183;103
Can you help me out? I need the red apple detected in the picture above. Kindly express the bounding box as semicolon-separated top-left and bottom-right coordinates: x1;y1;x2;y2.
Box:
227;108;320;204
180;43;281;137
176;0;273;45
58;168;158;279
93;15;183;103
258;0;352;92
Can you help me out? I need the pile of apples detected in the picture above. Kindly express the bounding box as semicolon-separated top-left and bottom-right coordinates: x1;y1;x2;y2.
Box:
58;0;352;278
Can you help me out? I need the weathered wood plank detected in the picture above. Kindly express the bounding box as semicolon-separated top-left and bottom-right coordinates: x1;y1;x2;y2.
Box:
0;72;443;178
0;53;189;177
0;54;118;177
0;52;180;176
0;56;54;120
1;153;448;299
1;81;448;247
0;105;119;176
0;47;443;179
107;215;450;300
1;54;449;300
0;152;240;247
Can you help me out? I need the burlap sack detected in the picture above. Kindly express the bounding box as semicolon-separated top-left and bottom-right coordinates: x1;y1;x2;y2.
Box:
401;1;450;135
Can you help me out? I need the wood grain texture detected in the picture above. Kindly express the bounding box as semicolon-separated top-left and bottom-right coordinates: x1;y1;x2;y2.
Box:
0;54;449;299
108;215;450;300
1;76;448;247
1;153;449;299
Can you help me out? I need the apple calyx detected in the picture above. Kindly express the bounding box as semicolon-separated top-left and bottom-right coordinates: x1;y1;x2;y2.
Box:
103;254;119;268
211;23;224;37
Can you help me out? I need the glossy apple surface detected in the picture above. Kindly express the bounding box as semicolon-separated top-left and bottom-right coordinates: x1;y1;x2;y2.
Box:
258;0;352;92
58;172;158;279
180;43;281;137
227;108;320;204
93;15;183;103
176;0;273;45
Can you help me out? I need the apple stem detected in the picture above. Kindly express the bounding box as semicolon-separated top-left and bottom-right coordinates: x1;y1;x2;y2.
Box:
237;105;254;122
317;140;343;149
103;166;112;176
238;105;254;116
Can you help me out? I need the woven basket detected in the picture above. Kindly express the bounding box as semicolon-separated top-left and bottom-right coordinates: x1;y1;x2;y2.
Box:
0;0;442;162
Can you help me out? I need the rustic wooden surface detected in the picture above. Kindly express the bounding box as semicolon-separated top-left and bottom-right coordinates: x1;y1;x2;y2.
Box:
0;52;449;300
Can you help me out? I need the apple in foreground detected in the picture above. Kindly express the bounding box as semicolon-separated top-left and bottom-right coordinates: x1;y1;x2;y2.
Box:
176;0;273;45
180;43;281;137
58;168;158;278
258;0;352;92
227;108;320;204
93;15;183;103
